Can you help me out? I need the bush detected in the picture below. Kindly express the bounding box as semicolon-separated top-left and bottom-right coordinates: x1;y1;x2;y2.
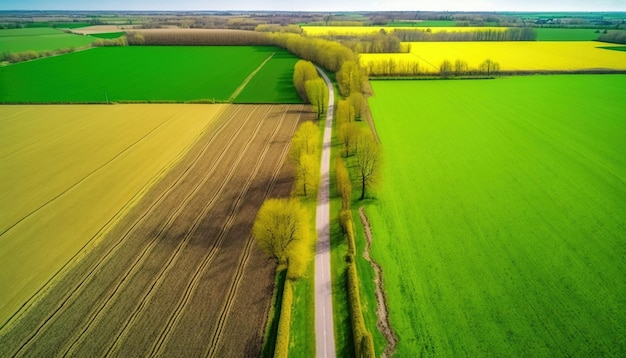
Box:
347;262;376;358
274;280;293;358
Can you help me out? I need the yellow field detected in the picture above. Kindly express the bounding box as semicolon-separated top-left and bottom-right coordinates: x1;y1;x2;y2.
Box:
301;26;504;36
0;104;224;325
360;41;626;74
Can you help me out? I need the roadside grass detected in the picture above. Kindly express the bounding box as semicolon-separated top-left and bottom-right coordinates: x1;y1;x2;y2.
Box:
0;27;95;53
0;104;225;327
233;49;303;104
366;75;626;356
288;196;317;357
328;138;355;357
0;46;277;103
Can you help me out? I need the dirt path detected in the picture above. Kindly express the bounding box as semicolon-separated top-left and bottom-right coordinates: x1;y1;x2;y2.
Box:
358;206;398;358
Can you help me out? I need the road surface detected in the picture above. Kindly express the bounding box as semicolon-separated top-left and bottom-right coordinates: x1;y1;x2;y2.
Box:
314;66;336;358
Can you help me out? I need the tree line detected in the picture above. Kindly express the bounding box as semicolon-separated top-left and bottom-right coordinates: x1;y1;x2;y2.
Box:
394;27;537;42
598;31;626;44
364;57;502;77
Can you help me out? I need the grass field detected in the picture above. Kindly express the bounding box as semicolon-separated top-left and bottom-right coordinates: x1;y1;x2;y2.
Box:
89;32;125;39
361;41;626;74
301;26;505;36
534;28;601;41
0;104;310;356
0;27;95;53
233;50;303;104
366;75;626;356
0;104;225;328
0;46;295;103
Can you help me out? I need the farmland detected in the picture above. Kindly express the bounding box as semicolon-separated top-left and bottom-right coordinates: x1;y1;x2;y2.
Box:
366;75;626;356
233;50;302;103
301;26;505;36
0;46;299;103
360;41;626;74
0;104;311;356
0;27;95;53
0;104;224;327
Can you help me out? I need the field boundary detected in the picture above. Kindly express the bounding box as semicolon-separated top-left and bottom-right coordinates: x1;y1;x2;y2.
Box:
358;206;397;358
229;52;275;102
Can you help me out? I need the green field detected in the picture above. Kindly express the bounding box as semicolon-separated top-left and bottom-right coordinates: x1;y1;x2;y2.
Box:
535;28;601;41
367;75;626;356
0;27;95;53
0;46;299;103
233;50;302;104
89;31;125;39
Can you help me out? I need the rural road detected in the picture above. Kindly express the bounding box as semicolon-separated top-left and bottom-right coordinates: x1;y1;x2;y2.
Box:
314;66;336;358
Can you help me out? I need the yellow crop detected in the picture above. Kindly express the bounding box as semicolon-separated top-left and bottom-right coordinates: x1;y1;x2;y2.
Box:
360;41;626;74
0;104;224;324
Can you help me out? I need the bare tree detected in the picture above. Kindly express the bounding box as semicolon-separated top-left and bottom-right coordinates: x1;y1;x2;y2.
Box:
354;134;382;200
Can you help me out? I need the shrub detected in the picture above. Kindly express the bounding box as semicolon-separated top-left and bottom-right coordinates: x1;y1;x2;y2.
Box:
274;280;293;358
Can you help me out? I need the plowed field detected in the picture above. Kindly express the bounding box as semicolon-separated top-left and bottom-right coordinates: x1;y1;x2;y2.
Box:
0;104;311;357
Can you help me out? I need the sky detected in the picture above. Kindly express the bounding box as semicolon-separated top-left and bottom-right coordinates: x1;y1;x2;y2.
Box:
0;0;625;12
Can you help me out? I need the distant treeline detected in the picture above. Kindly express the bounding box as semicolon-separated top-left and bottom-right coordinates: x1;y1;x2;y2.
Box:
598;31;626;44
324;28;537;54
125;30;271;46
394;27;537;41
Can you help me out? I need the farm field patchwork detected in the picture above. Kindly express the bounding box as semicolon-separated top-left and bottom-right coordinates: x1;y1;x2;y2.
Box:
0;46;295;103
366;75;626;356
0;104;311;356
0;27;95;53
360;41;626;74
0;104;225;328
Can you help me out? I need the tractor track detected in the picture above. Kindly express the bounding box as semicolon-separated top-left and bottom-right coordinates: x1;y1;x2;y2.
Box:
5;106;250;356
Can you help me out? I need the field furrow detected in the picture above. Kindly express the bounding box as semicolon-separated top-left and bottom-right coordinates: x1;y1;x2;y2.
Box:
0;104;311;357
58;106;271;358
1;105;246;353
100;105;275;357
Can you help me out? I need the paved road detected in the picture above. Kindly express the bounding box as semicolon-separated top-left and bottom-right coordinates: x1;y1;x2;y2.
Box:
314;66;336;358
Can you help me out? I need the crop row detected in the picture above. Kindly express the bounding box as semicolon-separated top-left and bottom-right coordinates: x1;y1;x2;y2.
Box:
0;105;310;356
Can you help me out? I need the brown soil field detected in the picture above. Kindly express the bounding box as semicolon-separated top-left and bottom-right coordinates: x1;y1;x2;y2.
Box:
0;104;312;357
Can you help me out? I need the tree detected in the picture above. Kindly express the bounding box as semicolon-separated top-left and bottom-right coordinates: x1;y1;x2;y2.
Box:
293;60;319;102
252;198;309;265
338;122;361;157
294;153;319;197
354;134;382;200
305;78;328;120
348;92;364;120
440;60;453;77
335;158;352;210
454;59;469;76
290;121;320;197
290;121;319;159
337;60;362;97
336;99;355;125
479;59;501;75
